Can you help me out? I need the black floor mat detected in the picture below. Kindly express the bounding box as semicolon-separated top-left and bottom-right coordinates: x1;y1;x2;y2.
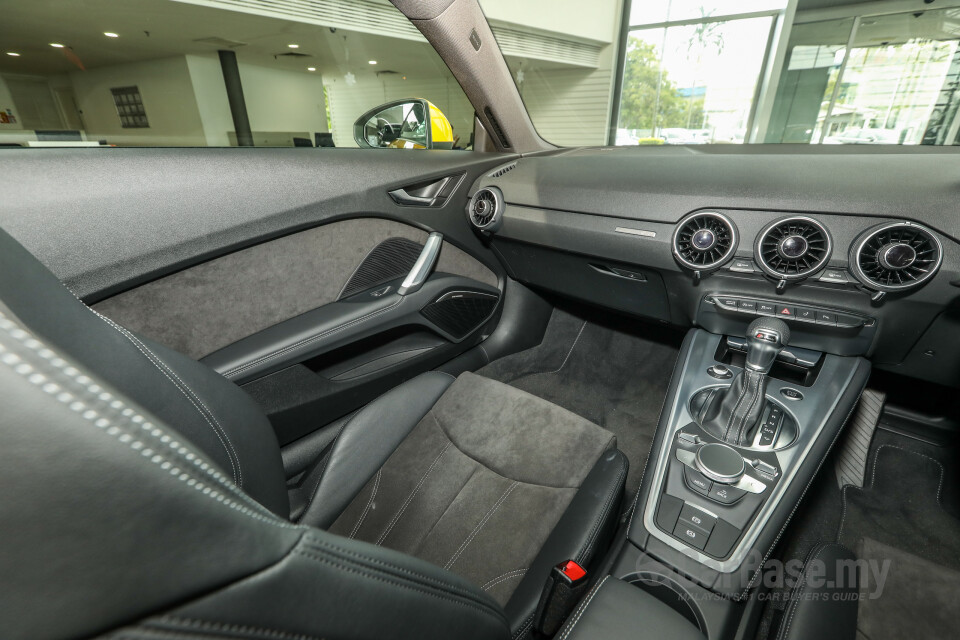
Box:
478;307;682;495
758;426;960;640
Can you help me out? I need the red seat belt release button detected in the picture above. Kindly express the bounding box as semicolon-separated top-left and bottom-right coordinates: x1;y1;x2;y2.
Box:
533;560;591;636
560;560;587;583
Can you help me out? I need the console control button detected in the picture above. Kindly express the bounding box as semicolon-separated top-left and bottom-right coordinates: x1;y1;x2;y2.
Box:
819;269;849;284
836;313;864;328
683;465;712;496
673;520;710;550
704;519;741;558
816;311;837;325
679;504;716;533
738;300;757;311
656;494;684;533
776;305;794;318
780;388;803;401
795;307;816;321
707;364;733;380
758;424;778;447
708;483;747;505
695;443;745;484
718;297;739;308
751;459;779;478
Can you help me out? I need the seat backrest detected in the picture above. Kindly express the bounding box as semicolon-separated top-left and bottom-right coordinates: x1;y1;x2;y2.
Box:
0;228;510;640
0;227;288;516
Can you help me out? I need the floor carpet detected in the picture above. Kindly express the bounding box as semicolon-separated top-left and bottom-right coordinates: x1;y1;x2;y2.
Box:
478;306;683;495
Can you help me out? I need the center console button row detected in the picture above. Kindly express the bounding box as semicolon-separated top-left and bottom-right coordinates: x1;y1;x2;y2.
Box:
677;448;768;496
710;295;867;328
656;495;743;558
678;503;716;533
673;521;710;550
683;465;712;496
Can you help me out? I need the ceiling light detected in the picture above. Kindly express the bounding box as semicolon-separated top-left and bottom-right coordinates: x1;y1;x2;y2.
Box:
307;67;316;71
368;60;377;65
288;44;299;49
104;32;119;38
6;52;20;57
50;43;65;48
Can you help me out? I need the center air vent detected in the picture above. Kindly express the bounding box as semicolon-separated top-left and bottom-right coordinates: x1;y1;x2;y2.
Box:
850;222;942;292
672;211;738;271
467;186;504;233
755;217;831;281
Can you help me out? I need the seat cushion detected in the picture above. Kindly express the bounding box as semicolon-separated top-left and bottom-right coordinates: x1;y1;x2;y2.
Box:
316;371;624;635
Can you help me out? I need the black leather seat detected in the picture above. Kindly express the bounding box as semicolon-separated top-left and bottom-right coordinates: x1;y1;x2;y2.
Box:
0;227;627;640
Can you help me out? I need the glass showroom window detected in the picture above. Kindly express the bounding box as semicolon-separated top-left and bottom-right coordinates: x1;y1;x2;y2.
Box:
616;1;786;145
768;8;960;145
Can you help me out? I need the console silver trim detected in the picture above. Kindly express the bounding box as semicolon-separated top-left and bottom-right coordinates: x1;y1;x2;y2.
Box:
641;330;859;573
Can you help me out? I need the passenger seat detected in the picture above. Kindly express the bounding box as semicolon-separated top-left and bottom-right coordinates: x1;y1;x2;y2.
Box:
0;227;627;640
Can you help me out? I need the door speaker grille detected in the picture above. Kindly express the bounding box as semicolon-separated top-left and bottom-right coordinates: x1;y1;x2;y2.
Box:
421;291;499;339
340;237;423;299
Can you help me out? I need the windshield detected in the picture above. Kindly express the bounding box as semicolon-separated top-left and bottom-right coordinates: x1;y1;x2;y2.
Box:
481;0;960;146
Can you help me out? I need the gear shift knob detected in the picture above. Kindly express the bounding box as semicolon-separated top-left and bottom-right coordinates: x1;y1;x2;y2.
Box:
745;317;790;374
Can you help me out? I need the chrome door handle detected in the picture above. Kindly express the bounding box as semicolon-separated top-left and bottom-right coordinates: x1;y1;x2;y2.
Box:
398;232;443;295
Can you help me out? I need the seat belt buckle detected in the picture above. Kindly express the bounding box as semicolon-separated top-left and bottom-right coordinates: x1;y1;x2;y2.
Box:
532;560;590;636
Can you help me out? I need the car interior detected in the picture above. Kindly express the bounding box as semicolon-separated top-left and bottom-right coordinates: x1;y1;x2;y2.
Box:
2;0;959;639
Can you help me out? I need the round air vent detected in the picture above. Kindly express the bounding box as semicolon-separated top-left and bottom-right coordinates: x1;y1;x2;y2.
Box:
850;222;942;292
467;186;504;233
755;216;831;281
672;211;738;271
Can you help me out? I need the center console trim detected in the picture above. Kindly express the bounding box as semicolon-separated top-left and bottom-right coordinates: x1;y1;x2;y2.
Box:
640;329;860;572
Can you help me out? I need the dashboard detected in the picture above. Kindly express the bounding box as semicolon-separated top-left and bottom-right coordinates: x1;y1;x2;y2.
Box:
467;146;960;387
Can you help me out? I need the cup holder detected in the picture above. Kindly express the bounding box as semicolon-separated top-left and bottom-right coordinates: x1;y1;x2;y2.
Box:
623;571;706;634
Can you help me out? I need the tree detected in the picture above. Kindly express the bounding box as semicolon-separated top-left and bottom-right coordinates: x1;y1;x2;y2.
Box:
619;38;685;131
619;38;706;132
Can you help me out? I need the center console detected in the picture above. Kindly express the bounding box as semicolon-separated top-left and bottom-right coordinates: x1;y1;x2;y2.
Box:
599;321;870;638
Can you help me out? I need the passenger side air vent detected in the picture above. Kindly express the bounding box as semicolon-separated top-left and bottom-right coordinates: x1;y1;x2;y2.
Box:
850;222;942;293
672;211;738;272
467;186;504;233
755;217;831;283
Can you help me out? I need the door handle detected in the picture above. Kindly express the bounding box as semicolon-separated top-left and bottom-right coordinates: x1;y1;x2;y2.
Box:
388;173;462;207
398;232;443;295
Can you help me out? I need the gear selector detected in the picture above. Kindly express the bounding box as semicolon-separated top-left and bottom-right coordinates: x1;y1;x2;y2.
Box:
696;318;791;446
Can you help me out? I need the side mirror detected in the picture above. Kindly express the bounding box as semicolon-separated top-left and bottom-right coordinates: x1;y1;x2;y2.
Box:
353;99;454;149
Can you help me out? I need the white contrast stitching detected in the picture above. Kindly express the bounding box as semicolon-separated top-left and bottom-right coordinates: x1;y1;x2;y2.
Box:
445;481;520;570
482;568;527;591
376;442;452;545
548;320;587;374
349;469;382;539
777;543;833;640
557;575;609;640
0;310;297;530
838;444;944;541
95;312;242;487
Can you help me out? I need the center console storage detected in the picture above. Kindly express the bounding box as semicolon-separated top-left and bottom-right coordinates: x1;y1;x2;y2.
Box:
556;576;706;640
575;326;870;639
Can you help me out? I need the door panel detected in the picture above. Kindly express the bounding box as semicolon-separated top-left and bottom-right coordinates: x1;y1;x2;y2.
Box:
0;148;514;300
0;147;515;447
93;218;497;359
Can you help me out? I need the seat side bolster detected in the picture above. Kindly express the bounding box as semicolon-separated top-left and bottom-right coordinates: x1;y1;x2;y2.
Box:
504;448;628;638
117;531;511;640
297;371;456;529
777;542;860;640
